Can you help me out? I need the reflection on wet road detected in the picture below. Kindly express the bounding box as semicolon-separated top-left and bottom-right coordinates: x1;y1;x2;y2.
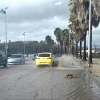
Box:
0;57;100;100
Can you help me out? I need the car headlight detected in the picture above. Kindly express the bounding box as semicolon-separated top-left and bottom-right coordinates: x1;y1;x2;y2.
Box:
8;59;12;62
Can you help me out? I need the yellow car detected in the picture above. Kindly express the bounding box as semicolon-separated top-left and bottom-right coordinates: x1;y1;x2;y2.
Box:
35;52;57;67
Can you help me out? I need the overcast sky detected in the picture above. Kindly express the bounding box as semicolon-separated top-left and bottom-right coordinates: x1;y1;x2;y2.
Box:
0;0;100;47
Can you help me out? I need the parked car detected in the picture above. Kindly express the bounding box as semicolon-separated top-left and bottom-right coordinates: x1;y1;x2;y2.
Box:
0;50;7;67
32;54;37;60
8;54;25;65
35;52;58;67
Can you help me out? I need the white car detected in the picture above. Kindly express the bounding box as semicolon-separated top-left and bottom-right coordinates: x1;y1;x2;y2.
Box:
8;54;25;65
32;54;37;60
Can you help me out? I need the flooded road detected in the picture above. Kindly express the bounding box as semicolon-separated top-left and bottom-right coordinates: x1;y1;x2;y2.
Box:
0;57;100;100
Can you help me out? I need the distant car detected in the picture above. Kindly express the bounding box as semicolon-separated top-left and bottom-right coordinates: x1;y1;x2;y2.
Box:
35;52;58;67
32;54;37;60
8;54;25;65
0;50;7;67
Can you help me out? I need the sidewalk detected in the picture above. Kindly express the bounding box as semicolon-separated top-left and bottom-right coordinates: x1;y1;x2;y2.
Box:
79;58;100;77
87;59;100;78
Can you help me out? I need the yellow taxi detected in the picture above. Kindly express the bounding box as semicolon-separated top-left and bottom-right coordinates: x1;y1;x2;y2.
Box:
35;52;57;67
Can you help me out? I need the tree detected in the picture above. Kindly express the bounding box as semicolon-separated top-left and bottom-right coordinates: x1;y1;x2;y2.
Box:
69;0;100;63
39;41;48;52
45;35;55;52
45;35;51;48
61;29;69;54
54;28;63;55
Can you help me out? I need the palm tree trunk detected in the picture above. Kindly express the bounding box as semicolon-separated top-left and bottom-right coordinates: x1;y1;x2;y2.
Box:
61;45;63;55
83;33;87;60
79;41;82;59
76;42;78;58
60;41;63;55
58;43;59;55
72;45;74;55
64;45;67;54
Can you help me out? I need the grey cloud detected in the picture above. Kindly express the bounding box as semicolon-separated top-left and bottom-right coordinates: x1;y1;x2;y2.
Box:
0;0;100;45
7;17;68;42
0;0;70;43
5;0;70;23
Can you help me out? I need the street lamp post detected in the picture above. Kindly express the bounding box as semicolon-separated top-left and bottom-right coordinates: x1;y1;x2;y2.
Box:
23;32;26;55
69;32;70;54
0;7;8;56
88;0;91;67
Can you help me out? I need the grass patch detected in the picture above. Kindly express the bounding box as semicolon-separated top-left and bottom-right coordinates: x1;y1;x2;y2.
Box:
94;58;100;60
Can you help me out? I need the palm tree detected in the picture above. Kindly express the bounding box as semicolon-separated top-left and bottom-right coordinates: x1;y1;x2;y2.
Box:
45;35;55;52
83;32;87;60
54;28;63;55
73;33;79;58
69;12;83;57
69;0;100;63
81;0;100;63
79;32;86;59
61;29;69;54
45;35;51;46
39;41;47;52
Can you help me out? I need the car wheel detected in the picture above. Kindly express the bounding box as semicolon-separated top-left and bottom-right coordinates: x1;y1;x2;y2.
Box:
20;61;22;65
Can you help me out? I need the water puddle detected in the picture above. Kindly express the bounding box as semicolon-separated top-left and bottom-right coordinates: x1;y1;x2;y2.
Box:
57;55;100;100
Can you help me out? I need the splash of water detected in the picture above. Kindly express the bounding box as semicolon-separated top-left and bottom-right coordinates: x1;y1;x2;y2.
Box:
57;55;80;68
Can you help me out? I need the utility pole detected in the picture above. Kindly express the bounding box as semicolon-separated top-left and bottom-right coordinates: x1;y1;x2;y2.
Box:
88;0;91;67
23;32;26;55
0;7;8;56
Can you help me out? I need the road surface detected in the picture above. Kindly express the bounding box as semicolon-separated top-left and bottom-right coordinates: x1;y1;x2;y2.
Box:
0;58;100;100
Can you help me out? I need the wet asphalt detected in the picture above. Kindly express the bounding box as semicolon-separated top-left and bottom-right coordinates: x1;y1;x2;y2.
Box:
0;57;100;100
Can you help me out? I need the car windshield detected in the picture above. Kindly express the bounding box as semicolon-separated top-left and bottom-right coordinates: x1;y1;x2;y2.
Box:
38;54;50;57
10;55;21;58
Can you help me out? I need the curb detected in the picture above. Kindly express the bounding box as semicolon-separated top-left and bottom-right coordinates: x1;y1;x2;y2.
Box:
75;58;100;88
